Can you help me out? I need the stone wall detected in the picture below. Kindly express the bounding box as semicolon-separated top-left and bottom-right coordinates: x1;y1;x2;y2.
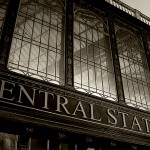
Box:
0;132;17;150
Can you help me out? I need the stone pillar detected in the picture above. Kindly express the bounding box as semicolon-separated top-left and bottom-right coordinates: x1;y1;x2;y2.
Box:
65;0;74;87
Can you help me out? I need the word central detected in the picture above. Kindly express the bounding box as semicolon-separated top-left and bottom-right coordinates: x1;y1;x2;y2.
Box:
0;80;150;134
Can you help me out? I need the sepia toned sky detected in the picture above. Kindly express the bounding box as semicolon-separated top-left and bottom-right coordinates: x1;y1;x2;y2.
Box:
120;0;150;17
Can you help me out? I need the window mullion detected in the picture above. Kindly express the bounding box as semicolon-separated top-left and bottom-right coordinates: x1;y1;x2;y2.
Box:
65;0;74;87
107;15;126;104
0;0;21;68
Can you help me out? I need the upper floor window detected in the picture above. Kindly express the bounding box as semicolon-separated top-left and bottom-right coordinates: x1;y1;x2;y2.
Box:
8;0;65;85
74;7;116;101
0;0;9;37
116;28;150;110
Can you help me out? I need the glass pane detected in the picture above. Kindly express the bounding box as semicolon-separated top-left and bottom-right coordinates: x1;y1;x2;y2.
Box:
74;8;116;101
116;29;150;110
29;137;69;150
8;0;65;85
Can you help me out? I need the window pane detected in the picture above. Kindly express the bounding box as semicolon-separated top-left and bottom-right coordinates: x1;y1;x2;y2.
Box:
116;29;150;110
74;8;116;101
8;0;65;85
29;138;48;150
29;137;69;150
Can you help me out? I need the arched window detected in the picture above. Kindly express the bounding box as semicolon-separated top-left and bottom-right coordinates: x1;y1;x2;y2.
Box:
74;8;116;101
116;29;150;110
8;0;65;85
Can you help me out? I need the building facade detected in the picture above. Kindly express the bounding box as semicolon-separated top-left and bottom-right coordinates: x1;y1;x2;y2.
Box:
0;0;150;149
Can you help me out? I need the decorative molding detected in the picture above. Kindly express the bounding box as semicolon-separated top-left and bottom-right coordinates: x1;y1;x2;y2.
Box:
111;141;116;147
59;132;65;139
86;137;92;143
114;18;141;41
74;0;107;22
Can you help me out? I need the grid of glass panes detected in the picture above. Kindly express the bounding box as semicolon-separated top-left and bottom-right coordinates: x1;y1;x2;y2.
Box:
116;29;150;110
8;0;65;85
74;9;116;101
0;0;9;37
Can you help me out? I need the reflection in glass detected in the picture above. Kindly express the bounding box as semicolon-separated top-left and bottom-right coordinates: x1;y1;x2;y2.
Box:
8;0;65;85
74;8;116;101
116;29;150;110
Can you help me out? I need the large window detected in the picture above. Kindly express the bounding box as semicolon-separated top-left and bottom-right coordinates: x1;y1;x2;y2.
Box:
116;29;150;110
74;8;116;101
8;0;65;85
5;0;150;110
0;0;9;37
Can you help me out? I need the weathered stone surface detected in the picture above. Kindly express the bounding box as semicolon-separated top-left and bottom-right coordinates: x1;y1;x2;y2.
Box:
0;133;17;150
